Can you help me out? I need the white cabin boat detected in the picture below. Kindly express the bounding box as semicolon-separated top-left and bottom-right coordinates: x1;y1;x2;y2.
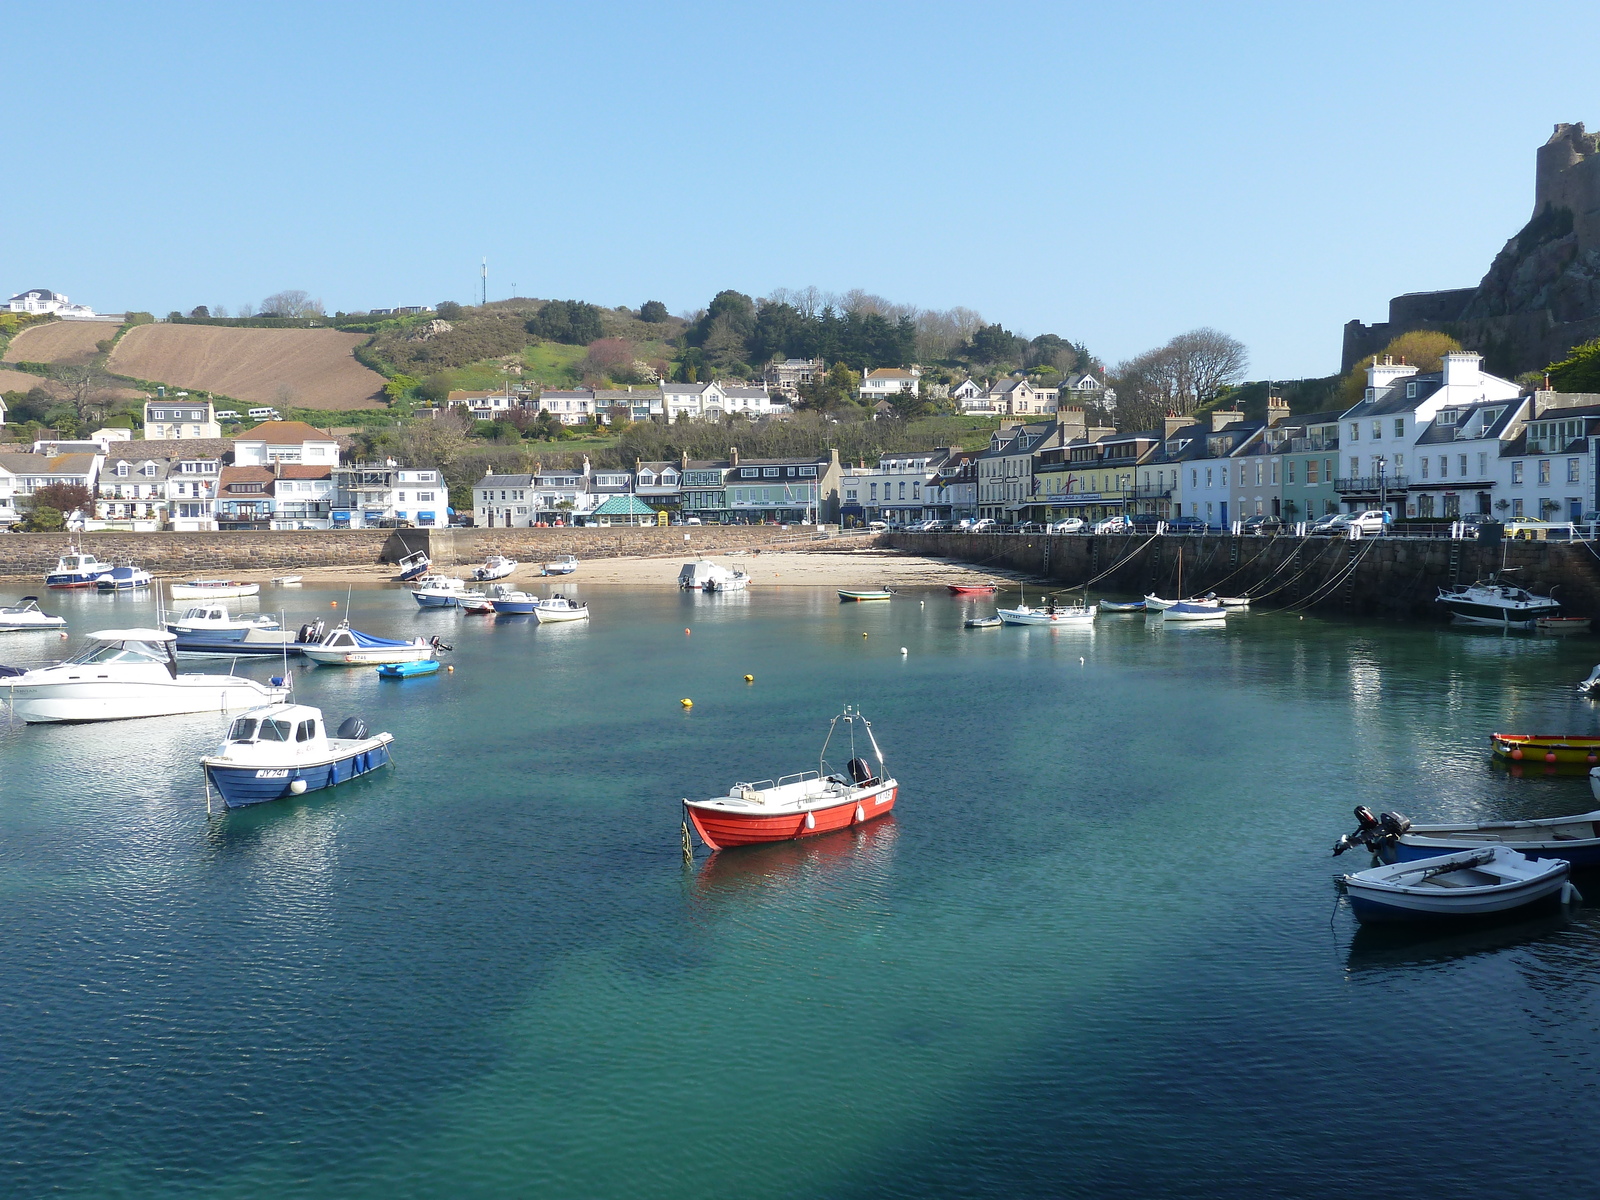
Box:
542;555;578;576
473;555;518;581
2;629;290;723
169;580;261;600
166;605;281;639
46;551;113;589
0;596;67;632
1437;577;1561;627
411;576;471;608
704;568;750;592
533;595;588;623
997;602;1096;625
300;623;440;666
203;702;394;808
96;564;153;592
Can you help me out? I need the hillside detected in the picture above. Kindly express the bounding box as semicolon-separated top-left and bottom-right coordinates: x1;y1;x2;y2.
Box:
2;319;121;366
0;367;65;397
108;325;387;410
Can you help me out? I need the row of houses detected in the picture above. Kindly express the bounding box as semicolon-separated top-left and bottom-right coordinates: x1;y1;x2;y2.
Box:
834;353;1600;529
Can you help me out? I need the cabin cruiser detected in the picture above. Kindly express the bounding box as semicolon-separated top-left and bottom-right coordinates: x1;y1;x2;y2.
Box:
2;628;290;723
473;555;518;581
300;622;444;666
0;596;67;632
46;551;113;589
543;555;578;576
997;601;1096;624
96;564;153;592
488;587;542;614
203;702;393;808
395;550;431;582
1436;575;1560;627
704;567;750;592
411;576;471;608
533;595;588;623
166;605;281;640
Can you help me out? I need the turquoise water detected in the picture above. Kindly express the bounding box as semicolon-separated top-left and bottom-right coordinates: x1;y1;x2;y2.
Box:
5;580;1600;1197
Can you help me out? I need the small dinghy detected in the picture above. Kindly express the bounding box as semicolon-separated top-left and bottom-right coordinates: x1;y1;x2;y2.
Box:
1342;846;1572;924
1098;599;1146;613
1335;803;1600;868
839;589;893;601
169;580;260;600
1580;665;1600;698
377;660;440;679
395;550;431;582
203;703;393;808
542;555;578;576
271;575;303;586
1490;733;1600;766
473;555;518;581
965;615;1002;629
0;597;66;632
997;602;1095;624
533;595;588;623
1538;616;1591;632
947;583;999;595
457;589;494;614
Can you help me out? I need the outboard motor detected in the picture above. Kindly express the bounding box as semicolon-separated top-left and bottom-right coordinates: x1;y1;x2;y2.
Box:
1379;811;1411;838
336;716;368;740
297;619;326;645
847;757;878;787
430;635;453;653
1333;806;1410;856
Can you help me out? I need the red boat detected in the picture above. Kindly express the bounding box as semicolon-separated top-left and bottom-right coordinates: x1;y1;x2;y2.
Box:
947;583;999;595
683;707;898;850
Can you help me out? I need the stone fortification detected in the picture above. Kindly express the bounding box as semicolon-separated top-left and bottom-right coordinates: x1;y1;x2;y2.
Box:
887;530;1600;622
1343;123;1600;376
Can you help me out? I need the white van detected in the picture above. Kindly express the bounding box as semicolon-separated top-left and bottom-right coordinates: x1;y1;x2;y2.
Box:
247;407;281;421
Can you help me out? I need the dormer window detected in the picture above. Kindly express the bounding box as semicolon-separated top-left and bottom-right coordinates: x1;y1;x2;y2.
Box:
1406;382;1417;398
1436;410;1457;426
116;462;129;476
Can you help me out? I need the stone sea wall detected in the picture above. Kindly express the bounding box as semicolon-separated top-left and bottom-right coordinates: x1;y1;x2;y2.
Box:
886;531;1600;620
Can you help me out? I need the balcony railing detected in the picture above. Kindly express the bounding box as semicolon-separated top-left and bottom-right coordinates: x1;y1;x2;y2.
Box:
1134;484;1171;498
1335;476;1410;492
1288;436;1338;453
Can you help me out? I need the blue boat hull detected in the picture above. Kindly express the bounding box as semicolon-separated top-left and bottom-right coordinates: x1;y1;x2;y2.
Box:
206;744;391;807
170;626;250;642
491;601;540;614
1390;837;1600;868
378;661;439;678
413;593;458;608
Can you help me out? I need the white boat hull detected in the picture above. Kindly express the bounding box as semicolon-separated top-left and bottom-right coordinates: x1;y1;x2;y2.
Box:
1161;607;1227;622
5;677;289;723
0;616;68;631
170;583;261;599
1343;847;1570;923
301;644;435;666
997;605;1096;625
533;606;588;623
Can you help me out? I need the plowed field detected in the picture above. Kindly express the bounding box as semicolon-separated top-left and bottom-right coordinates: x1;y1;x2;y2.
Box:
2;320;121;365
0;368;65;397
109;325;387;410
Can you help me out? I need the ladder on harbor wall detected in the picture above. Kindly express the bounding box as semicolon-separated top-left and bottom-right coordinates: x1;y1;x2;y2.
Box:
1449;540;1463;587
1342;542;1360;609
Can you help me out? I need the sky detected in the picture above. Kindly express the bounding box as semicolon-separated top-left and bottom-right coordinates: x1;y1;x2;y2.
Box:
7;1;1598;380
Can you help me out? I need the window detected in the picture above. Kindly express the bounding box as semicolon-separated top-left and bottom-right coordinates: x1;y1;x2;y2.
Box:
912;483;920;500
1191;469;1197;488
1349;423;1360;442
1350;457;1359;476
845;489;857;502
1206;468;1213;487
1254;462;1262;486
1443;494;1460;518
763;468;780;478
1394;419;1405;438
799;466;817;477
1513;499;1524;517
869;483;877;501
1512;461;1524;484
1479;453;1488;477
1438;456;1447;479
1419;494;1434;518
1539;460;1551;485
417;492;435;502
1395;455;1403;471
1421;457;1429;479
1406;382;1417;398
1437;409;1457;426
898;482;906;500
1307;460;1318;484
116;462;129;476
1287;461;1296;484
1570;458;1582;483
1372;421;1382;439
1457;456;1466;478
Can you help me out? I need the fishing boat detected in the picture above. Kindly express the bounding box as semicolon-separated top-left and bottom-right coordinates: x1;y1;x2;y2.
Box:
96;564;153;592
543;555;579;576
411;576;471;608
1098;599;1146;612
488;587;542;615
533;595;588;623
947;583;999;595
1334;803;1600;868
46;550;113;589
1160;600;1228;623
703;568;750;592
377;660;440;679
458;589;495;614
395;550;431;582
682;706;897;850
473;555;518;581
997;601;1096;624
0;596;67;632
1489;733;1600;766
839;589;893;601
1537;616;1591;632
202;703;392;808
169;580;261;600
166;605;281;641
271;575;303;586
2;629;290;723
1437;575;1560;627
678;560;721;590
300;623;443;666
1341;846;1572;924
964;615;1002;628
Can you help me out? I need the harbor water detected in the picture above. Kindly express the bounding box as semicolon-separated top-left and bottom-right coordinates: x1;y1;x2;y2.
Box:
5;580;1600;1197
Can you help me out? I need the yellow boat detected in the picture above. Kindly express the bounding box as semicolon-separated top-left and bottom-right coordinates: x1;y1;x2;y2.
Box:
1490;733;1600;766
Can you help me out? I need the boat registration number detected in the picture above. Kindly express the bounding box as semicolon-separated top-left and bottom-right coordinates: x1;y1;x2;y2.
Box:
255;769;290;778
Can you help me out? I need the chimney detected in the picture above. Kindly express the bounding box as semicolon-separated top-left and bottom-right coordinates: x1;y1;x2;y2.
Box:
1210;409;1244;433
1266;389;1290;426
680;450;689;471
729;446;739;466
1163;414;1190;440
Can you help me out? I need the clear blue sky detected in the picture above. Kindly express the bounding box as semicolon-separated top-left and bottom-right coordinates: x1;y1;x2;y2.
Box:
8;1;1597;379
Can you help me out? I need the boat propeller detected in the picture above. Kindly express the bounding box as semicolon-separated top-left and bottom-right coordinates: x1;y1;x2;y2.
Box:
1332;806;1410;856
430;636;454;652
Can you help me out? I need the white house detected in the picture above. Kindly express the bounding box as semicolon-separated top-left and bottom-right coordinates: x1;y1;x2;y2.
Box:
389;469;446;527
95;451;171;528
661;382;726;422
473;471;535;527
232;420;342;467
166;452;224;530
720;384;787;417
848;450;948;524
535;390;599;425
271;465;336;530
144;395;221;440
986;376;1059;417
6;289;97;318
860;367;921;403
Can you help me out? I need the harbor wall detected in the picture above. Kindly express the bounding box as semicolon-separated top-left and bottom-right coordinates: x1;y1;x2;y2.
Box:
884;531;1600;620
0;526;873;579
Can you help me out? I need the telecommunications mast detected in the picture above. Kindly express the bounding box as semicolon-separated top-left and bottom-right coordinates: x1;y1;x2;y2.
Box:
481;258;488;306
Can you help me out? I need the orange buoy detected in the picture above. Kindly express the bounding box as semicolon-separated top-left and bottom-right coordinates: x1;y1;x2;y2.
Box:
685;628;691;636
1546;750;1558;764
1511;747;1523;760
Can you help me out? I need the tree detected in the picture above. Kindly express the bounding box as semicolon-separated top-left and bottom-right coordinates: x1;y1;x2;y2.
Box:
436;301;463;321
581;337;637;380
965;323;1026;365
34;482;91;515
20;506;64;532
52;362;123;425
1110;328;1249;430
189;305;210;319
639;300;668;323
260;290;324;318
795;362;861;415
1547;338;1600;392
528;299;604;344
1340;330;1463;405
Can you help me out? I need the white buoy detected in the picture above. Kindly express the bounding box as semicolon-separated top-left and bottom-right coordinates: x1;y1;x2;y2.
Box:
900;647;908;655
804;812;816;830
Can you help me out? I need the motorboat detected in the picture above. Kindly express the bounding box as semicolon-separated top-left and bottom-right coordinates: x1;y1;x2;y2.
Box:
533;595;588;623
1489;733;1600;767
683;706;898;851
202;703;392;808
1334;803;1600;868
46;550;113;589
1194;591;1250;609
473;555;518;581
1098;600;1146;612
96;564;153;592
458;589;495;614
2;628;290;723
271;575;303;586
997;602;1096;624
703;568;749;593
175;625;323;658
0;596;67;632
169;579;261;600
965;615;1002;629
395;550;431;582
411;576;471;608
489;587;542;615
839;589;893;601
947;583;999;595
1436;575;1560;627
300;622;444;666
543;555;579;576
378;660;440;679
1341;846;1572;924
166;605;281;641
1160;601;1228;623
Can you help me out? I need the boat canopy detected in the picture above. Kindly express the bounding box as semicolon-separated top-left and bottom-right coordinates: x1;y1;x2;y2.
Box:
343;627;416;648
86;628;177;642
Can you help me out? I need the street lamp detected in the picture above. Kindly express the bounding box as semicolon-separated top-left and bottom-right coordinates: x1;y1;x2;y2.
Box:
1375;455;1387;517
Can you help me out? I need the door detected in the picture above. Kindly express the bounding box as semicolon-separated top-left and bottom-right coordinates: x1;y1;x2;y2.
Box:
1220;501;1228;527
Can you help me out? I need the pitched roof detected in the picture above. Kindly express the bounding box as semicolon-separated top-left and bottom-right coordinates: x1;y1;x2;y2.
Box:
275;464;333;479
237;420;335;442
474;473;534;488
219;465;274;485
864;368;915;380
0;451;46;474
45;453;97;474
113;438;233;461
591;495;658;516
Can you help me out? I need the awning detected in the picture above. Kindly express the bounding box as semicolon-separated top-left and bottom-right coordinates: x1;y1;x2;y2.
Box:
590;495;658;516
419;511;437;521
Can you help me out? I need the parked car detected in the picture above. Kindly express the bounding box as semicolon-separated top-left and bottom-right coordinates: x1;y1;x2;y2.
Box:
1240;514;1284;536
1504;517;1568;541
1093;515;1132;534
1163;515;1207;534
969;518;998;532
1309;513;1351;536
1049;517;1087;533
1129;513;1164;532
1348;509;1390;535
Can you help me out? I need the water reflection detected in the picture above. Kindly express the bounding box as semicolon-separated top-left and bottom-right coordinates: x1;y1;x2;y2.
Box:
688;816;900;909
1345;906;1576;972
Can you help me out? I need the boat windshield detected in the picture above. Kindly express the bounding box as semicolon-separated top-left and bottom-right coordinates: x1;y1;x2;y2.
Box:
228;717;292;742
66;640;173;667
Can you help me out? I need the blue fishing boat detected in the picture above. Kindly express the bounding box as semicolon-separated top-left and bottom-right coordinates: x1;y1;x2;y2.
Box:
96;563;153;591
202;702;393;808
489;586;542;614
378;660;440;679
395;550;431;582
